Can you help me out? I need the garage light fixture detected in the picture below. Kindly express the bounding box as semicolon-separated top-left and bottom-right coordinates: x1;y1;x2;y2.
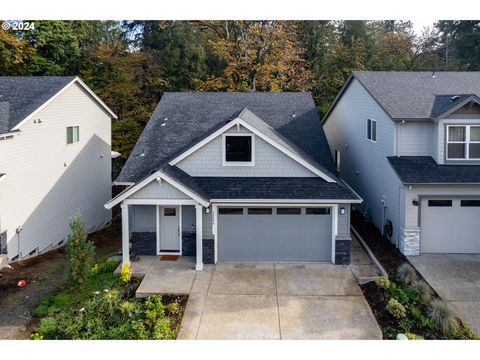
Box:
205;207;210;214
412;199;419;206
340;207;346;215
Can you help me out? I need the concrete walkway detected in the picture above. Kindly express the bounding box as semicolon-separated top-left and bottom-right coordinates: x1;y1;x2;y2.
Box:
131;256;381;340
409;254;480;337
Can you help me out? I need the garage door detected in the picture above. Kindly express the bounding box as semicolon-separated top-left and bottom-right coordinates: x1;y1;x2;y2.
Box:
218;207;332;262
421;199;480;253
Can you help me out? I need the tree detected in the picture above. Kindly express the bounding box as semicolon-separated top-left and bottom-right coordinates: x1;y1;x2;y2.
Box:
66;211;95;289
0;27;35;75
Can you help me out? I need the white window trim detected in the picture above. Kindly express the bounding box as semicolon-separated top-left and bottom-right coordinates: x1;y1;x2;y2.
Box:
221;133;255;167
446;124;480;160
366;119;377;143
66;125;80;145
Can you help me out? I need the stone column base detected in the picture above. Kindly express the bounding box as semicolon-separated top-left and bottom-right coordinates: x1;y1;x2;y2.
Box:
399;227;420;256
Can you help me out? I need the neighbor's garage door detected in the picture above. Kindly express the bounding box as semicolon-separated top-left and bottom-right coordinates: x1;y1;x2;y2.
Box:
421;199;480;253
218;207;332;262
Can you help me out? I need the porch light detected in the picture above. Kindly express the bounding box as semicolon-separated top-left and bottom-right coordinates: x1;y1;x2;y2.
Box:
412;199;419;206
205;207;210;214
340;207;346;215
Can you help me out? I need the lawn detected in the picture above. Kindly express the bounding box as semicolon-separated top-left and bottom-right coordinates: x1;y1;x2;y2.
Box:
352;210;476;340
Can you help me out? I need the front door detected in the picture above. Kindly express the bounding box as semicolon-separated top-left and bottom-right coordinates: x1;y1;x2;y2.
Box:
158;206;180;253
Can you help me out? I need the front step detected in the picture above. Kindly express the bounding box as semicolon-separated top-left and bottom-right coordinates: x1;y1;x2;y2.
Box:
0;255;9;270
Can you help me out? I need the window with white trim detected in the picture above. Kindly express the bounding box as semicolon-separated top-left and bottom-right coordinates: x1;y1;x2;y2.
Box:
446;125;480;160
222;134;254;166
367;119;376;142
66;126;79;144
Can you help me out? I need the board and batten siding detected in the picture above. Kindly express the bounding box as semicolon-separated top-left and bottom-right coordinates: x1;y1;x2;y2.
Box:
129;179;191;199
336;204;350;239
176;129;316;177
323;78;404;245
0;82;112;260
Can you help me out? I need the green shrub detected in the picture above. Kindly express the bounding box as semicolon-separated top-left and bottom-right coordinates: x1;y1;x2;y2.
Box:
375;276;390;290
409;280;434;304
66;211;96;289
30;332;43;340
120;263;132;283
92;259;121;275
396;263;418;285
388;282;418;304
405;332;424;340
429;299;459;335
386;298;407;319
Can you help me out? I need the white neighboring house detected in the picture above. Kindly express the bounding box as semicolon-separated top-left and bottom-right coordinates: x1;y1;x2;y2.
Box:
0;76;117;265
323;71;480;256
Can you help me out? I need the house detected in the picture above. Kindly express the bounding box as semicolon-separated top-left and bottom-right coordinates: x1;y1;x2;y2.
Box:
0;76;116;264
323;71;480;256
105;92;361;270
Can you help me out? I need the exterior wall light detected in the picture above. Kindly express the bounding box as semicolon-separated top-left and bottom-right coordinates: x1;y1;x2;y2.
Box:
340;207;346;215
412;199;419;206
205;207;210;214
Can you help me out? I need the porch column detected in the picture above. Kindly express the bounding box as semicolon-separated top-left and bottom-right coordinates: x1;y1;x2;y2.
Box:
195;204;203;271
121;202;130;267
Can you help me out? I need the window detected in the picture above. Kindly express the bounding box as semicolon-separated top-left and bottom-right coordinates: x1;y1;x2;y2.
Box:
334;150;341;171
223;134;254;165
428;200;452;207
219;208;244;215
164;208;176;216
248;208;272;215
306;208;331;215
367;119;377;142
461;200;480;207
66;126;79;144
447;125;480;160
277;207;301;215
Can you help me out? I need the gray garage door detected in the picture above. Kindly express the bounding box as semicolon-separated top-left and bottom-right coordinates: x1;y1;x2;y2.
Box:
218;207;332;262
421;198;480;253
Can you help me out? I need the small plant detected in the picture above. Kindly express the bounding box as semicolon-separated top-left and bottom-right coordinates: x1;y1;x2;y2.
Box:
386;298;407;319
66;210;95;289
92;259;121;275
30;332;44;340
409;280;434;304
429;299;459;335
375;276;390;290
405;332;424;340
396;263;418;285
120;263;132;283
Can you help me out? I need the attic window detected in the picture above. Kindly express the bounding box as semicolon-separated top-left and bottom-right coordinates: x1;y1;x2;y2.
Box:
222;134;254;166
66;126;79;144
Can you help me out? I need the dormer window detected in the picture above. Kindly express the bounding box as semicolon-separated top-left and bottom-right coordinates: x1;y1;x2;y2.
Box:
446;125;480;160
222;133;254;166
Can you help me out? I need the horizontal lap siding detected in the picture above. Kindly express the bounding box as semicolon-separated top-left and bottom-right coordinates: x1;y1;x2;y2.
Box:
323;78;403;244
398;122;434;156
0;82;111;259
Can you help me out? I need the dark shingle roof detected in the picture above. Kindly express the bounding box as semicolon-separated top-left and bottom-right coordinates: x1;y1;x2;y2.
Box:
117;92;336;183
192;177;359;200
430;94;480;119
351;71;480;120
0;76;76;133
388;156;480;184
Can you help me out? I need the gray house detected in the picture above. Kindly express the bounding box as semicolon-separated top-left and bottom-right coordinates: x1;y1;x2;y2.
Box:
105;92;361;270
323;71;480;256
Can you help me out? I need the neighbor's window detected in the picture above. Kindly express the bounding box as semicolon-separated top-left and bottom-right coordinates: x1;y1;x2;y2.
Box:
306;208;331;215
247;208;272;215
277;208;301;215
447;125;480;160
224;134;253;164
219;208;244;215
66;126;79;144
334;149;341;171
367;119;377;142
428;200;452;207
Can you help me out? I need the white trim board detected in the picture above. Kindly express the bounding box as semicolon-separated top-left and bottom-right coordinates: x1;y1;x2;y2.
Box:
221;132;255;167
104;171;209;209
168;117;336;183
11;77;117;131
211;199;362;204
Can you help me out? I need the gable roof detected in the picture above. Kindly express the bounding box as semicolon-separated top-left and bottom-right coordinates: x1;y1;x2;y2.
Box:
117;92;337;184
388;156;480;185
430;94;480;120
0;76;117;134
323;71;480;122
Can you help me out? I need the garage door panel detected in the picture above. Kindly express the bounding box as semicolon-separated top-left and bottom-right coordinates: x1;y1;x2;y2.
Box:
421;199;480;253
218;209;332;262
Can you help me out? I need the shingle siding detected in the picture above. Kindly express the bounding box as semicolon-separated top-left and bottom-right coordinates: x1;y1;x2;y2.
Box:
0;82;112;260
130;179;191;199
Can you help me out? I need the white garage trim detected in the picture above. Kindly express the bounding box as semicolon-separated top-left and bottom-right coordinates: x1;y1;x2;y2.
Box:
211;199;362;204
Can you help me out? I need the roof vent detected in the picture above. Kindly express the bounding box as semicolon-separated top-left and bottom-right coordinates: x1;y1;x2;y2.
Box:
161;117;168;127
291;111;296;118
431;72;436;78
450;95;460;102
139;149;145;157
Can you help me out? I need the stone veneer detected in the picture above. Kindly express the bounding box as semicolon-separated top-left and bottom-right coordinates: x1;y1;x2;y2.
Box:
182;233;214;264
335;238;351;265
399;227;420;256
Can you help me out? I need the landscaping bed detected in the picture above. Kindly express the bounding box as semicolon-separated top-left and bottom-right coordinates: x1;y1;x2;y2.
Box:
351;210;476;340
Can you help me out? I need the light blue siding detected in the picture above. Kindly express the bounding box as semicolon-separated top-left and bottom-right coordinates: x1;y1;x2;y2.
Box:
130;179;191;199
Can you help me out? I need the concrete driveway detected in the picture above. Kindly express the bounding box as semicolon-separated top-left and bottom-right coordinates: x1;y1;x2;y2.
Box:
134;258;381;340
408;254;480;337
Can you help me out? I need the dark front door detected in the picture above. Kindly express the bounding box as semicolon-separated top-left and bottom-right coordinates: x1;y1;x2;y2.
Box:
0;231;7;254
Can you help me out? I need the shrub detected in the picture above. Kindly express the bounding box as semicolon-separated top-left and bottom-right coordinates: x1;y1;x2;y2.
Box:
405;332;424;340
120;263;132;283
429;299;459;335
396;263;418;285
66;211;95;289
388;282;417;304
92;259;121;275
386;298;407;319
30;333;43;340
375;276;390;290
409;280;434;304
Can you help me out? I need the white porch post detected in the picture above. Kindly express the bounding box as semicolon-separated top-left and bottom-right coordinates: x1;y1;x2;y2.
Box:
121;202;130;267
195;204;203;271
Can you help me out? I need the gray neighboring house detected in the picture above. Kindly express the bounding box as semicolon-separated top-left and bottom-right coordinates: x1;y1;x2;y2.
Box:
0;77;116;265
323;71;480;256
105;92;361;271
